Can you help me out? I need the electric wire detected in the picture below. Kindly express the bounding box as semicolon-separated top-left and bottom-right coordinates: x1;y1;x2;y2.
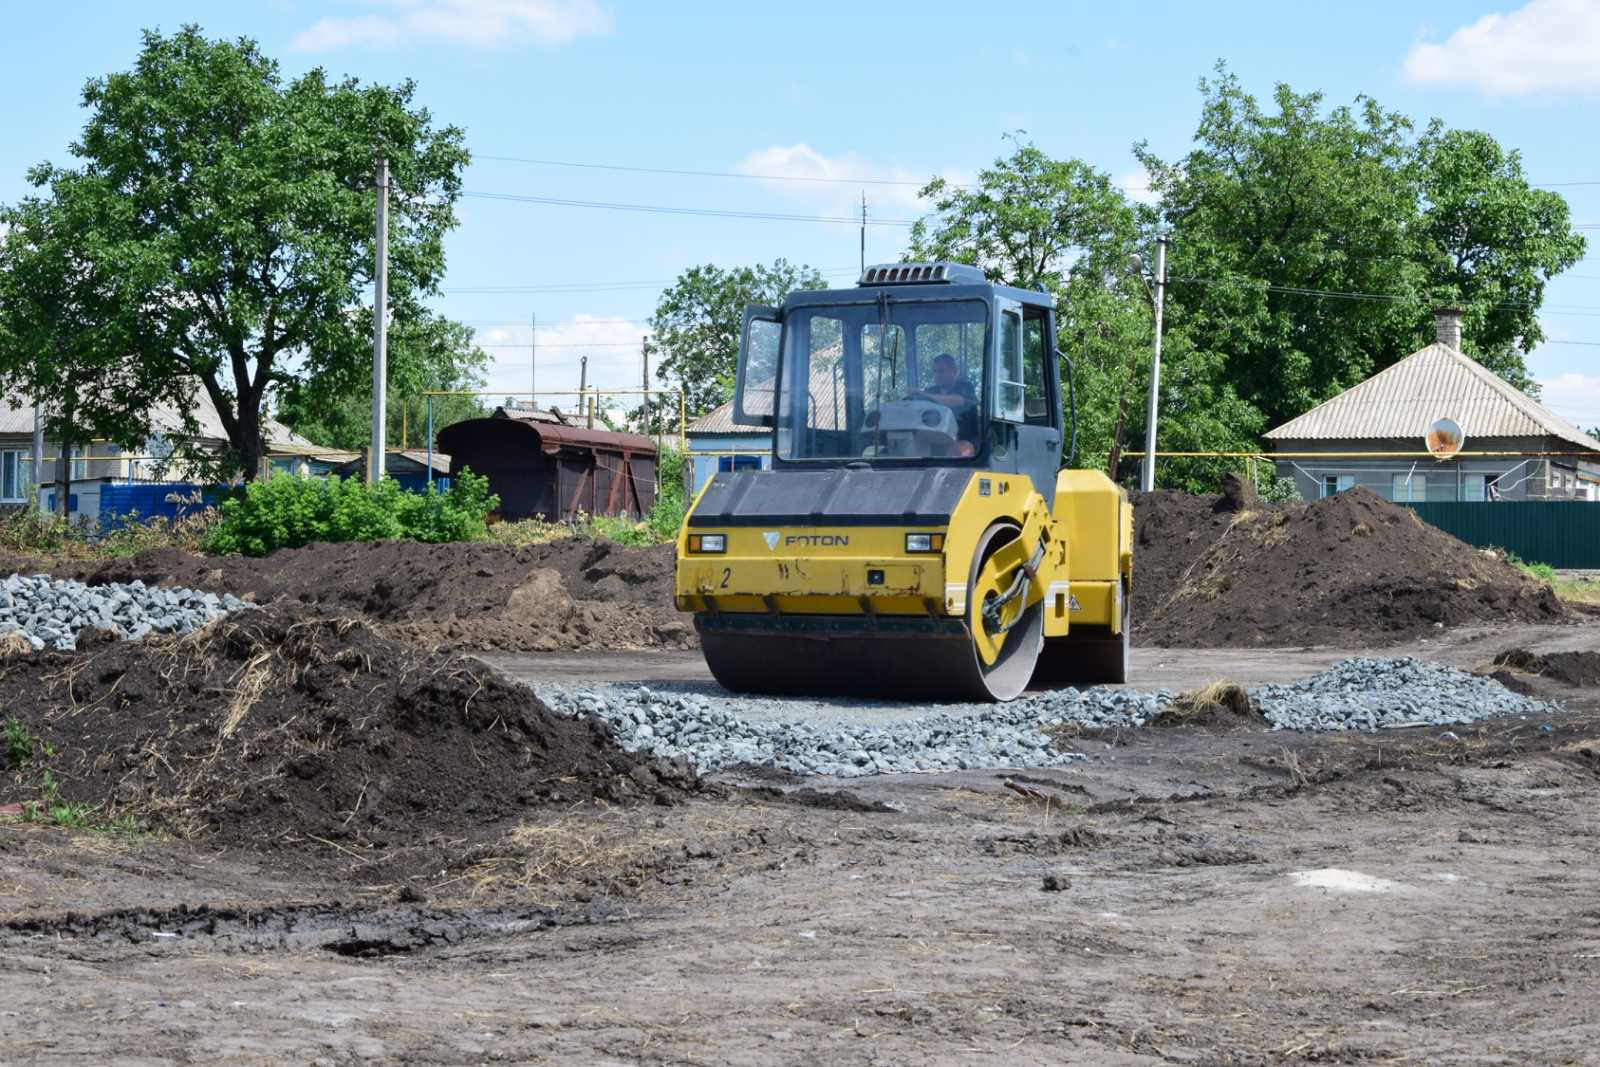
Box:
460;189;919;226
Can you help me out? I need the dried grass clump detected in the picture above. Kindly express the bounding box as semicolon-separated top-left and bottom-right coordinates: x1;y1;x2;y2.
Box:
1150;679;1259;727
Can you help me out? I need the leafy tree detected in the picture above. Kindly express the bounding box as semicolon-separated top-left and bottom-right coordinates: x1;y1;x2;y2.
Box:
3;26;468;480
0;193;192;514
910;139;1255;481
648;260;826;417
1137;65;1586;440
275;311;489;452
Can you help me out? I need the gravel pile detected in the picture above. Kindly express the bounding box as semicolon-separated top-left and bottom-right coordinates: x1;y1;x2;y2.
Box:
538;657;1560;778
0;573;249;651
1250;656;1558;731
536;684;1168;777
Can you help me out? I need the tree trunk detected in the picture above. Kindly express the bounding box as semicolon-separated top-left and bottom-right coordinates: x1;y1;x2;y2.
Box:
237;400;265;482
55;441;71;520
1107;370;1132;482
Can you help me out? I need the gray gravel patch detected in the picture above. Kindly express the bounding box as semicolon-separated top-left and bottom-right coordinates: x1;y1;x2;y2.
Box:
536;657;1561;779
0;572;249;651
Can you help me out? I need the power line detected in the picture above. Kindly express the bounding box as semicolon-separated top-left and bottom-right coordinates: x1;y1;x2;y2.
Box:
1174;275;1600;314
478;341;641;348
474;153;952;189
441;267;860;295
461;189;919;226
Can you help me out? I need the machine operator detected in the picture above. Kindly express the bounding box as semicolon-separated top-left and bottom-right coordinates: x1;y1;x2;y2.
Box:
906;353;978;457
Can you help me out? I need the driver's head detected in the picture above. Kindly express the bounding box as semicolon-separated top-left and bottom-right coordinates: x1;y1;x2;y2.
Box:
931;354;959;388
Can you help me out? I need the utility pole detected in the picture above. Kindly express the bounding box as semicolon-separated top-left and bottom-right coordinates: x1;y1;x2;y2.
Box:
641;335;651;441
30;400;44;508
1140;234;1168;493
369;152;389;486
530;310;537;410
578;354;588;426
859;192;867;273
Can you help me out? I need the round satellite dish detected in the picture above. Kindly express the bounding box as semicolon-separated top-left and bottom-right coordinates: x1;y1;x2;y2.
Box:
1425;417;1465;459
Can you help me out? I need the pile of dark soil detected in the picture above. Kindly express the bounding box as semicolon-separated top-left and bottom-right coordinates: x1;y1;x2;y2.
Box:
1133;487;1566;648
0;605;697;847
1494;648;1600;689
0;537;690;654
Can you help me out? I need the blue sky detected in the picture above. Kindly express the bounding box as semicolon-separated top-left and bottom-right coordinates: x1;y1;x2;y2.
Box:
5;1;1600;429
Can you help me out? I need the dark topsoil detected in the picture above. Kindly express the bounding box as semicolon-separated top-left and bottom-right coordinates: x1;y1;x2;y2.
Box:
0;483;1574;656
0;606;698;851
1132;486;1567;648
0;537;690;654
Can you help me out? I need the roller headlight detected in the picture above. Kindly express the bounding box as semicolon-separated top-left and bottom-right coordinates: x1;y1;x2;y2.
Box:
688;533;726;553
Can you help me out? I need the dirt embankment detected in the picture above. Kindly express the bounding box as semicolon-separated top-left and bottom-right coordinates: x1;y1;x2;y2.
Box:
1132;486;1566;648
0;538;690;654
0;606;698;851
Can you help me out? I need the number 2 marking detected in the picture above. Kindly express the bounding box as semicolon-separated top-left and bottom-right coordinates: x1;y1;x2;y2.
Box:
720;567;732;588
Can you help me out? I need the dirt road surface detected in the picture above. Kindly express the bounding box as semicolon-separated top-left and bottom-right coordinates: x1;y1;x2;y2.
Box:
3;623;1598;1064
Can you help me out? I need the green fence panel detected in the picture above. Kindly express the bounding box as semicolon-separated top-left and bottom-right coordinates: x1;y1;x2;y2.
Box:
1402;501;1600;568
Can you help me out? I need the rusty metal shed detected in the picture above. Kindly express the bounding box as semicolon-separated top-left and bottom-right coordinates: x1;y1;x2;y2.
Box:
437;409;657;521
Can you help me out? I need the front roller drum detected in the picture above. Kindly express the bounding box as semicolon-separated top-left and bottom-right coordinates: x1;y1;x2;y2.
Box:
696;524;1045;703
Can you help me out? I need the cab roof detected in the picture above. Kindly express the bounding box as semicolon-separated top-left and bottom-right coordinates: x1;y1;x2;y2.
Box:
782;261;1055;311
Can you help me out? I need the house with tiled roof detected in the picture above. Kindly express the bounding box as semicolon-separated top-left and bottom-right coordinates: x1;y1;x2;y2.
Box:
1266;309;1600;502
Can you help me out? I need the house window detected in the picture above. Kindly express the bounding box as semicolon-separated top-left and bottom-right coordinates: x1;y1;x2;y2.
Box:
1;450;30;502
1463;473;1500;502
1392;473;1426;502
1322;475;1355;497
718;455;761;473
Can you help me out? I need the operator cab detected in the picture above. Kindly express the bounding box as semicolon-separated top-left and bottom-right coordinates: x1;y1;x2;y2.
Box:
731;262;1064;497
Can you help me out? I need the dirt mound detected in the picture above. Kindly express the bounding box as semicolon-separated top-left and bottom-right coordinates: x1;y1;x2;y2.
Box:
0;537;691;653
1494;648;1600;688
0;606;697;846
1133;486;1566;648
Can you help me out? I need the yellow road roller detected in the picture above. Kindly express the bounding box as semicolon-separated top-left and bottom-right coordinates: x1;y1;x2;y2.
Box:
674;263;1133;701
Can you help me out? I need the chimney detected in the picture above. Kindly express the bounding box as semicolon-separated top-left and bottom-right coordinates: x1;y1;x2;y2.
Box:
1434;307;1464;350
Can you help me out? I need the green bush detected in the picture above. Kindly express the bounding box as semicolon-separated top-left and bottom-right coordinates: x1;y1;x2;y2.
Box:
205;470;499;556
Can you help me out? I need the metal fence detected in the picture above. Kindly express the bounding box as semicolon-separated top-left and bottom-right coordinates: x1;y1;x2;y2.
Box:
1402;501;1600;568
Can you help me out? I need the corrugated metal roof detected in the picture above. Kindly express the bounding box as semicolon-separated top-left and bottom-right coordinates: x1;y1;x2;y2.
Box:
480;409;657;453
1264;342;1600;453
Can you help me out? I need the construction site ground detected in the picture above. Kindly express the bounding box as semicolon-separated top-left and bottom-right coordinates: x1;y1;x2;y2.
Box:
5;619;1598;1065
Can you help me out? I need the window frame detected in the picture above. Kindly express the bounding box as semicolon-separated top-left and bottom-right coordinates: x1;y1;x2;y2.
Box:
0;450;23;503
993;297;1025;424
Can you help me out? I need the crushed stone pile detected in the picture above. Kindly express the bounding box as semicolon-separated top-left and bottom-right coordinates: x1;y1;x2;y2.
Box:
538;657;1560;778
0;537;689;654
0;606;698;845
0;573;248;651
1133;487;1565;648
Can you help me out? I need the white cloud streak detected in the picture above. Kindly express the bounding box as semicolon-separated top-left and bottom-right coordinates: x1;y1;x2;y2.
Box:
1537;371;1600;430
1402;0;1600;94
295;0;613;52
478;315;646;404
731;143;967;215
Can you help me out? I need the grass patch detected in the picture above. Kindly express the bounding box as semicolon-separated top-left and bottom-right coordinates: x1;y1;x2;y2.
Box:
3;716;53;768
1551;576;1600;605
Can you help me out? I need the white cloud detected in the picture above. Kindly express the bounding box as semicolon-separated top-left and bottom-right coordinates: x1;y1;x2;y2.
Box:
1402;0;1600;94
731;143;967;215
478;315;645;412
1537;371;1600;430
294;0;613;52
1114;168;1156;206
